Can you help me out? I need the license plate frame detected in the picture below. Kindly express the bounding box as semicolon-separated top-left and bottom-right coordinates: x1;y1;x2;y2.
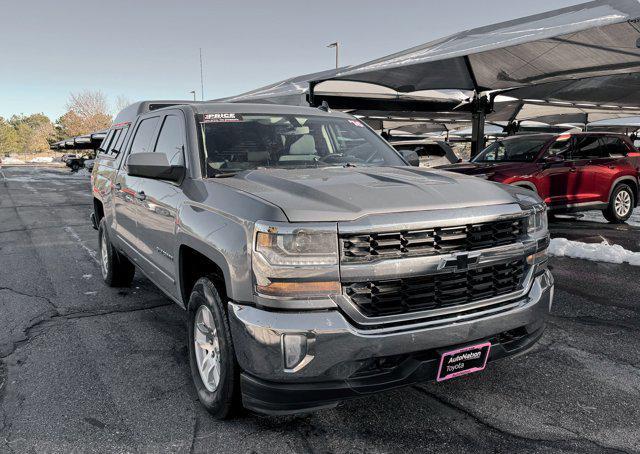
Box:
437;342;491;382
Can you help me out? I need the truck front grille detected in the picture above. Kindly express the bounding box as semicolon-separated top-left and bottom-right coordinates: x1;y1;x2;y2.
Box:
340;218;526;263
344;259;526;317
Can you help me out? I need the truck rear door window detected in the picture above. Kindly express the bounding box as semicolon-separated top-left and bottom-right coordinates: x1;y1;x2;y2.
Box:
99;130;115;154
111;126;128;155
106;129;121;154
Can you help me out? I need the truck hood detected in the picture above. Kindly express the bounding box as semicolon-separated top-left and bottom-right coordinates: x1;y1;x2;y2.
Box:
212;166;528;222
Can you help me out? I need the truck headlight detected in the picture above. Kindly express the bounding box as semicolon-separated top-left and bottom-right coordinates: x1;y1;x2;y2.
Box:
527;204;548;234
252;222;340;301
525;203;549;276
255;230;338;266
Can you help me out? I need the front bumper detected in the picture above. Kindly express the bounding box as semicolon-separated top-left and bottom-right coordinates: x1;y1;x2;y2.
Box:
229;270;553;415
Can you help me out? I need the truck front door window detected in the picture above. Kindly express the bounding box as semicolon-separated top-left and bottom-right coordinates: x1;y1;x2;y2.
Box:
130;117;160;155
154;115;184;164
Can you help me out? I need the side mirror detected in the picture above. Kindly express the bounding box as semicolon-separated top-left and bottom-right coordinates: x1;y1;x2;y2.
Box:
127;151;185;182
399;149;420;167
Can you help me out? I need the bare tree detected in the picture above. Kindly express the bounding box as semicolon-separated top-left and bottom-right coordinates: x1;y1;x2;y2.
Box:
114;95;131;113
58;90;112;138
66;90;110;119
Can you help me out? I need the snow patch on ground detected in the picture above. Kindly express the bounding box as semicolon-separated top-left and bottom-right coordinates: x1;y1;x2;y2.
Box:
0;157;25;164
549;237;640;266
29;156;54;163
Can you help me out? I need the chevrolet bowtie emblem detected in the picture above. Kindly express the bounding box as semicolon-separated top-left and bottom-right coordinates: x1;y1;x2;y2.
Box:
439;252;481;271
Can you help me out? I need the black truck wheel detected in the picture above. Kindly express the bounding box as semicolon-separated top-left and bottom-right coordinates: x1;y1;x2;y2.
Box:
188;277;241;419
98;219;135;286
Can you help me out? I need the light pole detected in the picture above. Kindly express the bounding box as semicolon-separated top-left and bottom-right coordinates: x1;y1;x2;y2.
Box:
189;90;196;101
199;48;204;100
327;42;339;69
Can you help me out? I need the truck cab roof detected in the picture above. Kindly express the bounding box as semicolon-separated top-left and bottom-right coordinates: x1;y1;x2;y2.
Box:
112;100;351;126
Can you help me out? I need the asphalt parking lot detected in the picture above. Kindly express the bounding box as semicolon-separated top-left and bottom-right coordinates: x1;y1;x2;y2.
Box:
1;166;639;454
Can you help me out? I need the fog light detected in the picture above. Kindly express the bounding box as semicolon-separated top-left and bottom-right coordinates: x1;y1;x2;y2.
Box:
282;334;308;370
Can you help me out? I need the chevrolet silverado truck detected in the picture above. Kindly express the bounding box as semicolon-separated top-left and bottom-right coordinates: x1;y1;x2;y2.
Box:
91;101;553;418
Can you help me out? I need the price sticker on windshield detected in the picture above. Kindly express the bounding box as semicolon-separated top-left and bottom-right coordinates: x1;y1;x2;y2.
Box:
348;119;365;128
202;113;242;123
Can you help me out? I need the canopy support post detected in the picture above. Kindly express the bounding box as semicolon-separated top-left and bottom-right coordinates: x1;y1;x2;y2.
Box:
471;110;485;157
470;94;493;158
308;81;317;107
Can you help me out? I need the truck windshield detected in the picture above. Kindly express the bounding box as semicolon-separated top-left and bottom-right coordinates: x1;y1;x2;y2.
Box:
198;113;405;176
472;137;550;163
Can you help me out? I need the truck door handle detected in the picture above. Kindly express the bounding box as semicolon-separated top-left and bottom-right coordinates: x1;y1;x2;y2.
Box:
569;168;577;173
114;183;122;190
136;191;146;201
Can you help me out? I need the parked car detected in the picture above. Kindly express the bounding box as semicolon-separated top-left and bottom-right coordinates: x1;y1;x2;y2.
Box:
92;101;552;418
390;139;461;167
65;156;86;171
438;132;640;223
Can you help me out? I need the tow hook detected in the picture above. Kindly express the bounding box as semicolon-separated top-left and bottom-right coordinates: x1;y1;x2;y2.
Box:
90;212;98;230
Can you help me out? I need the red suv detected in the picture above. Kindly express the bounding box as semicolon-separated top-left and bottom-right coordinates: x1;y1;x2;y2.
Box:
439;133;640;223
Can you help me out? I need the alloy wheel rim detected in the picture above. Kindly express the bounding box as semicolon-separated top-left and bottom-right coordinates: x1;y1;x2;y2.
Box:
614;190;631;217
100;234;109;279
194;305;221;392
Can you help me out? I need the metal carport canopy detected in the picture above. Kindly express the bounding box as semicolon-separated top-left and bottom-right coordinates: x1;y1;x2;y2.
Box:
489;97;640;124
217;68;345;106
50;130;108;151
216;68;474;114
586;115;640;130
309;0;640;154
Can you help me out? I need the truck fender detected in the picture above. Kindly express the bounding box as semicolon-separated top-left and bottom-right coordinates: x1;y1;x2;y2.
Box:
176;202;253;304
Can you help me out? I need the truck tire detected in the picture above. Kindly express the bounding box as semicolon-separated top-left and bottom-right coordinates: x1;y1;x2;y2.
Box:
602;183;634;223
71;162;80;171
98;219;135;286
187;277;241;419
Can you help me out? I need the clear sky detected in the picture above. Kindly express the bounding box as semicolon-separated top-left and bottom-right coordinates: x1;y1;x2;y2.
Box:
0;0;584;120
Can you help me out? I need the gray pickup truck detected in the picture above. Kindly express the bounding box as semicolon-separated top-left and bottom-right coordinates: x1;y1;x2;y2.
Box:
91;100;553;418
